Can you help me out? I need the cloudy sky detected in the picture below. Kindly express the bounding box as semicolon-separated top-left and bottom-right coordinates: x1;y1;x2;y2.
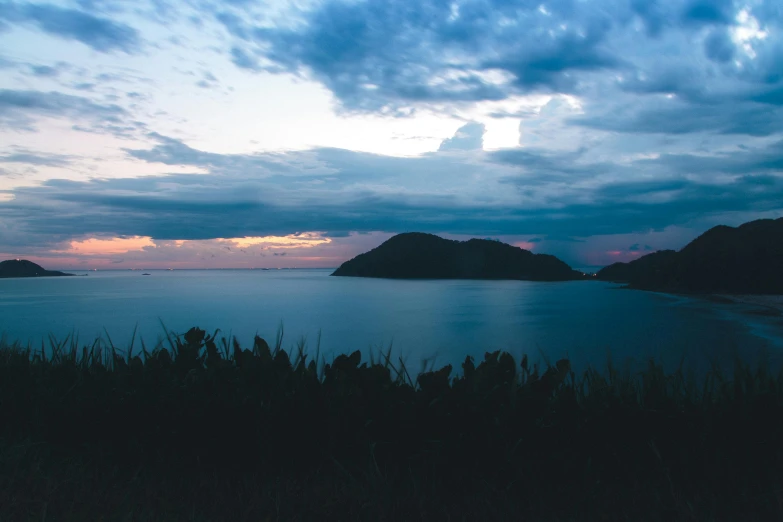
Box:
0;0;781;269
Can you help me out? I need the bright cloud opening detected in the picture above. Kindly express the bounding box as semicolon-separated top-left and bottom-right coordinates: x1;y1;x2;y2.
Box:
732;8;768;59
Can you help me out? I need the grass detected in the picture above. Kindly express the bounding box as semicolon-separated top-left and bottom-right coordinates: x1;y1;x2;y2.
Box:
1;326;783;521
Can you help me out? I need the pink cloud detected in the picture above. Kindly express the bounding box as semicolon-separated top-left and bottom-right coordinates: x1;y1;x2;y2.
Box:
513;241;536;251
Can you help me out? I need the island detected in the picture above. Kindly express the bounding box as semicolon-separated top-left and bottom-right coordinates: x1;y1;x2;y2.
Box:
0;259;74;279
331;232;586;281
596;217;783;294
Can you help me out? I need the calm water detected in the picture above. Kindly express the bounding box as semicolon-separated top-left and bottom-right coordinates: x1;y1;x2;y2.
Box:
1;269;782;377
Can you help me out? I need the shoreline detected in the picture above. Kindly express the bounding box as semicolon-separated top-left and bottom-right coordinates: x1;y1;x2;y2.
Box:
614;285;783;318
607;281;783;317
710;294;783;317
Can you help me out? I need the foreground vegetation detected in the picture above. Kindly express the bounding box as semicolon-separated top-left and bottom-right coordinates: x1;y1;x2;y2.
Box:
2;327;783;521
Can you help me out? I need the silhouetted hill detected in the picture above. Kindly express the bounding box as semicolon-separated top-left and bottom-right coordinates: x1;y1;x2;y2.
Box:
596;218;783;294
331;233;585;281
0;260;73;279
596;250;680;289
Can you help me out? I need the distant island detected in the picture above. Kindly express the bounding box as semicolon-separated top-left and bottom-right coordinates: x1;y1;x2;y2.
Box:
597;217;783;294
331;232;586;281
0;260;74;279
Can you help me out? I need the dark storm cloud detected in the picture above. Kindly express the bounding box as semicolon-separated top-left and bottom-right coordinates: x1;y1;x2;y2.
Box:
29;64;61;77
752;85;783;106
0;151;74;167
2;58;76;80
680;0;734;26
0;89;128;130
703;27;735;63
75;0;177;22
210;0;783;119
628;0;672;37
215;11;248;40
2;135;782;245
624;139;783;177
72;82;95;91
230;46;260;71
125;132;296;175
487;147;604;185
220;0;627;112
0;1;142;53
570;99;783;136
5;172;781;241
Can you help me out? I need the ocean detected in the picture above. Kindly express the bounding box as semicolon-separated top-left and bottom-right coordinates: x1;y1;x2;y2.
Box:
1;268;782;377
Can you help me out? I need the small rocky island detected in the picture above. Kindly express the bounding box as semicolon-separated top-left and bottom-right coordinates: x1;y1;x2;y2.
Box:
331;232;586;281
597;217;783;294
0;259;74;279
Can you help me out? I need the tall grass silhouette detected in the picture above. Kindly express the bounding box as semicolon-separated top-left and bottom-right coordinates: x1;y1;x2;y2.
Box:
1;326;782;521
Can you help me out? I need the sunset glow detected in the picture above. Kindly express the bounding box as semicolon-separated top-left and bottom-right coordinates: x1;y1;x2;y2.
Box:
221;234;332;249
59;237;156;256
0;0;780;268
514;242;536;251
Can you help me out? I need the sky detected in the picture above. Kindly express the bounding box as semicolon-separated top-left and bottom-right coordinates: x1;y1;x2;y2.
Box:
0;0;782;270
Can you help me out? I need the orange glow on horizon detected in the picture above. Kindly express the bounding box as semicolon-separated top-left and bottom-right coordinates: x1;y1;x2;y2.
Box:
50;233;332;257
34;232;339;268
218;233;331;249
58;236;155;255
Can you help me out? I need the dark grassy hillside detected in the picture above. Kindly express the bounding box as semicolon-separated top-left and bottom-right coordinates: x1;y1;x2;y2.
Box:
597;250;679;290
0;259;73;278
597;218;783;294
332;233;585;281
2;327;783;521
